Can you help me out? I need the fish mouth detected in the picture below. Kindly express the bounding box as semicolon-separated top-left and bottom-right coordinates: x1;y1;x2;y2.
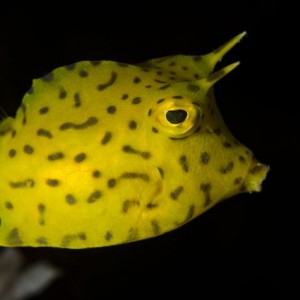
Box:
243;158;270;193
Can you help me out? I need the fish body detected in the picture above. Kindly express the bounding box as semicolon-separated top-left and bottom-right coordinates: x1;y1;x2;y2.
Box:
0;32;269;248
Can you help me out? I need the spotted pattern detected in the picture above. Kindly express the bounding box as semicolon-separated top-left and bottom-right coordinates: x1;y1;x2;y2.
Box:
200;183;212;206
46;179;60;187
151;220;160;235
122;145;151;159
97;72;117;90
66;194;77;205
23;145;34;154
87;190;101;203
8;149;16;158
101;131;112;145
7;228;22;246
0;33;268;248
170;186;184;200
59;117;98;130
179;155;189;172
10;179;35;189
74;152;86;163
37;128;53;138
122;199;140;213
219;161;234;174
48;152;64;161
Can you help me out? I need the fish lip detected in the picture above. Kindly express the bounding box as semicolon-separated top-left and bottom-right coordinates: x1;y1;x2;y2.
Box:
243;159;270;193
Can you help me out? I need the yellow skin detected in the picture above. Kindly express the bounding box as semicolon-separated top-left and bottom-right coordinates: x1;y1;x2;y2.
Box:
0;32;269;248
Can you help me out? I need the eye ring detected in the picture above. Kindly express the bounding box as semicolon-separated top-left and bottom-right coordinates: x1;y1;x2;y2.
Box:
152;98;202;138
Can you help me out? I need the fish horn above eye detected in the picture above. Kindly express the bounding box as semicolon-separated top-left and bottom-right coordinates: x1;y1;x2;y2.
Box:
195;31;247;74
196;61;240;93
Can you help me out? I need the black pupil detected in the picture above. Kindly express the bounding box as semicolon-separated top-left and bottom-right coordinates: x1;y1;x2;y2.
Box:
166;110;188;124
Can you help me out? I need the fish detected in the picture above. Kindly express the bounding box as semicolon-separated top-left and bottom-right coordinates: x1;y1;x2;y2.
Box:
0;32;269;249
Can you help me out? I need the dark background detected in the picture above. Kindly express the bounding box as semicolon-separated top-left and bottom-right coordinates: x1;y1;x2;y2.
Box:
0;2;297;299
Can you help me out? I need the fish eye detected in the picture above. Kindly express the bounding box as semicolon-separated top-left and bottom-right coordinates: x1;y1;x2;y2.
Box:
153;98;202;138
166;110;188;124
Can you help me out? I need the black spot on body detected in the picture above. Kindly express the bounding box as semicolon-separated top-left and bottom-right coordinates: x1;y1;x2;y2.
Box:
121;172;149;181
87;190;101;203
223;142;232;148
239;155;246;163
39;107;49;114
122;94;129;100
220;161;234;174
234;177;243;185
151;220;160;235
105;231;113;241
200;183;212;206
66;194;77;205
48;152;64;161
37;128;53;139
92;170;101;178
5;201;14;210
11;130;16;138
146;203;158;209
129;120;137;130
122;199;140;213
122;145;151;159
38;203;46;213
152;127;158;133
133;76;141;84
157;98;165;104
23;145;34;155
101;131;112;145
185;205;195;221
170;186;184;200
187;84;200;92
22;117;27;125
108;178;117;188
59;89;67;99
60;117;98;130
132;97;142;105
97;72;118;90
126;228;138;242
78;232;87;240
148;109;152;116
173;95;183;99
107;106;117;114
7;228;22;245
154;79;167;84
79;70;88;77
159;84;171;90
179;155;189;172
250;165;264;174
213;128;221;135
200;152;210;164
74;153;86;163
36;237;48;245
10;179;35;189
46;179;60;187
9;149;16;158
157;167;164;178
74;92;81;107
